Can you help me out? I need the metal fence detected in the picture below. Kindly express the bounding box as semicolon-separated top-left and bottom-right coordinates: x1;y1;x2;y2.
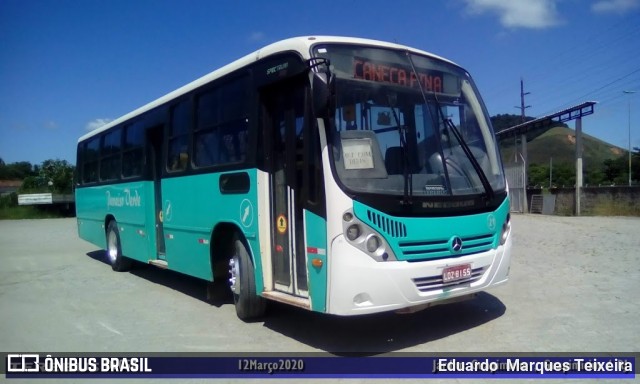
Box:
505;163;526;213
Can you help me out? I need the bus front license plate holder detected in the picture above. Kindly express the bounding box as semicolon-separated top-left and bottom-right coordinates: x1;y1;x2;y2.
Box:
442;264;471;284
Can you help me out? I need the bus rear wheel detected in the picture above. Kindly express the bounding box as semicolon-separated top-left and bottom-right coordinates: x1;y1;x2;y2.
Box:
228;235;266;320
106;221;133;272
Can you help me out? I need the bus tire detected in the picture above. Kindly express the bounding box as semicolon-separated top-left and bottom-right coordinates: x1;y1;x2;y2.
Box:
228;234;266;320
106;220;133;272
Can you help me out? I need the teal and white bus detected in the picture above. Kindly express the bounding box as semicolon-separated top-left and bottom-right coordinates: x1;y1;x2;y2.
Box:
76;36;512;320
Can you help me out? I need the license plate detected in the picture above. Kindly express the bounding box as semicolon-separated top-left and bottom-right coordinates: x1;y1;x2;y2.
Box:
442;264;472;283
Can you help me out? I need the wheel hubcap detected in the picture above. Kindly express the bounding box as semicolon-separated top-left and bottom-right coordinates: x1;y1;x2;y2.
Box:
107;230;118;264
228;256;240;295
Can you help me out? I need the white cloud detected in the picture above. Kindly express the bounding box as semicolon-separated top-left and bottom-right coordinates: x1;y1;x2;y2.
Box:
85;118;112;132
464;0;562;29
43;121;58;130
592;0;640;13
248;31;266;42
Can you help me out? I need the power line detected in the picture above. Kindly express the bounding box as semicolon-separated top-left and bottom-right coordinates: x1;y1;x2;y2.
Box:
540;67;640;115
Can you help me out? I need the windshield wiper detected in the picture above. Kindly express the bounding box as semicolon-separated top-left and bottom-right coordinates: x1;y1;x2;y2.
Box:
405;51;493;202
387;101;412;205
442;116;495;201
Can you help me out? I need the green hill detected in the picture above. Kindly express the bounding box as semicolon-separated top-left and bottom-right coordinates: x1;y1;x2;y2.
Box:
499;126;625;168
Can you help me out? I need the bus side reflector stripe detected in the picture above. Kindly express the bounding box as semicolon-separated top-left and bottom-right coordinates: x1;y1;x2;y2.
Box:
307;247;326;255
198;239;209;244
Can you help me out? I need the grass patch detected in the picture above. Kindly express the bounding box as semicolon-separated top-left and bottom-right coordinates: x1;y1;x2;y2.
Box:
0;205;72;220
0;192;74;219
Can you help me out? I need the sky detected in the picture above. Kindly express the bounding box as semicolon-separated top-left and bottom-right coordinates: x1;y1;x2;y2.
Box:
1;0;639;166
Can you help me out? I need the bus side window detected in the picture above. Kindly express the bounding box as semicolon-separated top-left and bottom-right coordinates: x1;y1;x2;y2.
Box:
82;137;100;183
194;130;218;166
168;100;191;172
123;122;144;178
194;77;248;168
170;145;189;171
100;127;122;181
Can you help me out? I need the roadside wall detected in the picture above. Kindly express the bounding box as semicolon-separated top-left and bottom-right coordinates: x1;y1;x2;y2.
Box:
526;186;640;216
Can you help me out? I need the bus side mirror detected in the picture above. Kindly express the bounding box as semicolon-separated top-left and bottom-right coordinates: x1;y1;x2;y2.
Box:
311;72;334;118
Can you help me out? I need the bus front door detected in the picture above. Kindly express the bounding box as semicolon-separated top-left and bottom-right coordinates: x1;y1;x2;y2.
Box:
263;81;308;297
147;125;166;259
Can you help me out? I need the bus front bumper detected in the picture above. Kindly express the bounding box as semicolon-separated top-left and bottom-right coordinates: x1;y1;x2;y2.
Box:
326;233;512;316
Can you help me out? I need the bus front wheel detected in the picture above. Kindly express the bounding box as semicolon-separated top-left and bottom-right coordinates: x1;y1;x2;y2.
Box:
228;235;266;320
106;221;133;272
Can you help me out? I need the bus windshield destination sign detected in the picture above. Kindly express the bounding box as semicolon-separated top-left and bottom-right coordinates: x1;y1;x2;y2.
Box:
353;57;444;92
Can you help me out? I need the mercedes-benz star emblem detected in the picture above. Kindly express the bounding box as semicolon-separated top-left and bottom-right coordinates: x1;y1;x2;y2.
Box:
451;236;463;252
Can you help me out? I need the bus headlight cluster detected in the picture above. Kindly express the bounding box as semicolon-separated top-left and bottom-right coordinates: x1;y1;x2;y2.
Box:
342;209;396;262
499;213;511;245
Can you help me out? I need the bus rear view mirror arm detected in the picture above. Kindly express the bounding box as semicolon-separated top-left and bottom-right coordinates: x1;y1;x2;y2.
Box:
307;58;334;118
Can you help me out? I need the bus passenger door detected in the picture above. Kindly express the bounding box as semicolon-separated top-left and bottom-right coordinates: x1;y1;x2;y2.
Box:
148;125;166;259
262;80;308;297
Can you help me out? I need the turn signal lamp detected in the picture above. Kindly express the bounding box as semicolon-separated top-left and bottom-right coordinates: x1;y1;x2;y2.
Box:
500;213;511;245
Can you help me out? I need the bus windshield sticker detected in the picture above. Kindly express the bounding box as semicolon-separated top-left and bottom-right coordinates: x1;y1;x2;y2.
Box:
276;214;287;234
425;185;447;196
342;139;374;170
165;200;173;222
240;199;254;228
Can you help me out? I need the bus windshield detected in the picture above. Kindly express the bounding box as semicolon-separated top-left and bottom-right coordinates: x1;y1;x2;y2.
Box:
313;44;506;199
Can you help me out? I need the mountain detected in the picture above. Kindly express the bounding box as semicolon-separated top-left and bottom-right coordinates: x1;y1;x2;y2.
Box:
498;125;626;168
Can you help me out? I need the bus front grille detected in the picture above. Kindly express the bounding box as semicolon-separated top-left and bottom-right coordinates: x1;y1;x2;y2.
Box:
366;210;407;238
398;233;494;260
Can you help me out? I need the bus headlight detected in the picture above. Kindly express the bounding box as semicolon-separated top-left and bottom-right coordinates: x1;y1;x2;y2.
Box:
365;235;381;253
346;224;361;241
500;213;511;245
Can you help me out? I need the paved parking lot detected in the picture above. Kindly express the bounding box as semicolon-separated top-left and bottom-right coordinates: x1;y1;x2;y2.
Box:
0;215;638;382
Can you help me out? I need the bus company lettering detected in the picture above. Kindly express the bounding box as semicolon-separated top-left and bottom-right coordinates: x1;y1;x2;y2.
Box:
266;62;289;75
106;189;142;208
422;199;475;209
353;57;443;92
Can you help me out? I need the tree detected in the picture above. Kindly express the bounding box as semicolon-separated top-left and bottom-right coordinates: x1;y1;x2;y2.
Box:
40;159;74;194
528;163;549;187
551;162;575;187
0;160;36;180
18;159;74;194
585;168;605;186
602;157;626;185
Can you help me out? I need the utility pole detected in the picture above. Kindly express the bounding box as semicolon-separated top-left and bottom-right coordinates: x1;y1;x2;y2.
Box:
516;78;531;123
514;78;531;213
549;157;553;188
623;90;636;186
575;117;583;216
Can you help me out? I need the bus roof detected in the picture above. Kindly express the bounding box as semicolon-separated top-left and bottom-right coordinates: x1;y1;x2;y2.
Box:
78;36;455;142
